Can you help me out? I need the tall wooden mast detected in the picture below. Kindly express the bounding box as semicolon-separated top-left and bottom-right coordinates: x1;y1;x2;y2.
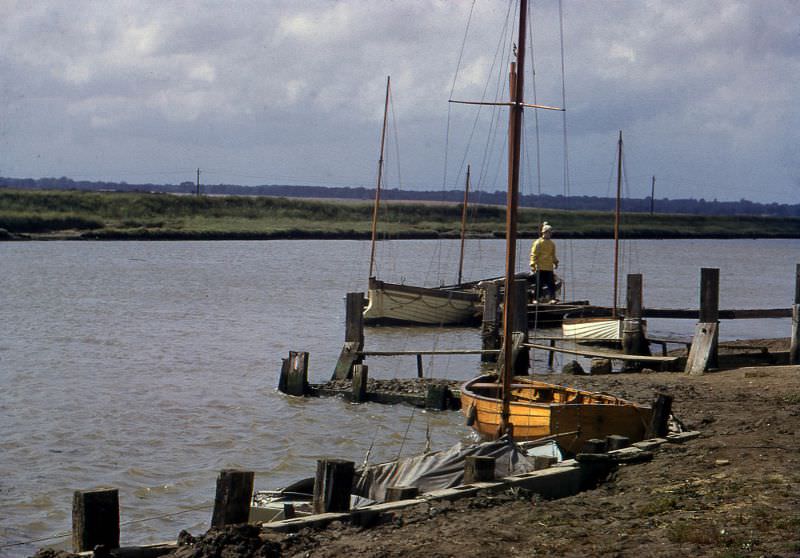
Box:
368;76;391;280
457;164;471;285
612;130;622;317
499;0;528;435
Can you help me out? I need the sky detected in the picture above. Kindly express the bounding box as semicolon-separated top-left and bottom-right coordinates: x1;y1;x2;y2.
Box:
1;0;798;204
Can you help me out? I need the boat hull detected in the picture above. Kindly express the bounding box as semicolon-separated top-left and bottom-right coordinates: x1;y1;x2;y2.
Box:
364;278;481;326
460;375;652;455
562;317;623;341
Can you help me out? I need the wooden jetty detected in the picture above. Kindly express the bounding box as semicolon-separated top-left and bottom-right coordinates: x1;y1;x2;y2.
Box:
278;264;799;402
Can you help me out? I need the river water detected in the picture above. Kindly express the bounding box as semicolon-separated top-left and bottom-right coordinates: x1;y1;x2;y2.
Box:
1;238;796;555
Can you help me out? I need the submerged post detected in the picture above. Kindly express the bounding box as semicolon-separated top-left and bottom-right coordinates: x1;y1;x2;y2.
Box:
480;281;500;363
72;488;120;553
211;470;254;528
279;351;308;396
791;264;799;365
352;364;368;403
332;292;365;380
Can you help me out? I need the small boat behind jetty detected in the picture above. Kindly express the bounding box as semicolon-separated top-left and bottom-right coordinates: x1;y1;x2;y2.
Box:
460;375;653;455
363;277;482;326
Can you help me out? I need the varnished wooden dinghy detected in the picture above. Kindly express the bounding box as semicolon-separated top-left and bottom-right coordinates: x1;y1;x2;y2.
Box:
460;374;653;455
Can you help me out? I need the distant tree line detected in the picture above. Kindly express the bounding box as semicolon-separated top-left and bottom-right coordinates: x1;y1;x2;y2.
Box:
1;175;797;217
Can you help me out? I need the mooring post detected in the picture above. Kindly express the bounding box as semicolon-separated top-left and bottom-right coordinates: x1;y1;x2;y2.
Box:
480;281;500;363
313;459;354;514
425;383;450;411
649;392;674;438
686;268;719;374
791;263;799;365
463;455;495;484
210;470;254;528
332;292;365;380
622;274;650;358
352;364;368;403
279;351;308;396
72;488;120;553
512;278;530;375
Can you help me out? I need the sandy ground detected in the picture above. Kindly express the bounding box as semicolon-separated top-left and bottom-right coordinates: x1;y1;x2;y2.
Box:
35;340;800;558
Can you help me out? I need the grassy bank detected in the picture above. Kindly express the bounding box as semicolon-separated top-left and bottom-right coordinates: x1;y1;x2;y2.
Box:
1;188;799;240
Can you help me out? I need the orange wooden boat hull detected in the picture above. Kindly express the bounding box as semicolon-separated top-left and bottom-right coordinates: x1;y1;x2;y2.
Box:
460;375;653;455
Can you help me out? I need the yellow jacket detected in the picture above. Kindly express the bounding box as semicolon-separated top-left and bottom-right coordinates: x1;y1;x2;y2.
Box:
530;237;558;272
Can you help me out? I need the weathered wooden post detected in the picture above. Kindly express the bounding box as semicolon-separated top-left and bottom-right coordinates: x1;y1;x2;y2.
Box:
649;393;673;438
72;488;119;553
512;278;530;375
791;264;800;365
278;351;308;396
352;364;368;403
622;274;650;358
425;383;449;411
313;459;354;514
332;292;365;380
463;455;495;483
210;470;254;528
480;281;500;363
685;268;719;375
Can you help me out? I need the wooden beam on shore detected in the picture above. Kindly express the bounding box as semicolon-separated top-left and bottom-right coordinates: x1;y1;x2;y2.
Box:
524;342;679;364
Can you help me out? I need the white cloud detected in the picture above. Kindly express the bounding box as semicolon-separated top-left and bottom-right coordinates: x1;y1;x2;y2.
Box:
0;0;796;202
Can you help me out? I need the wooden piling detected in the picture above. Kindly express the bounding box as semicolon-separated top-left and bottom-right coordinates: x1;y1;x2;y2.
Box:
210;470;254;528
791;264;800;365
279;351;308;396
313;459;354;514
425;383;449;411
513;279;530;375
385;485;419;502
352;364;368;403
481;281;500;363
416;354;424;378
649;393;673;438
72;488;119;553
332;292;365;380
686;268;719;374
463;455;495;483
622;274;650;359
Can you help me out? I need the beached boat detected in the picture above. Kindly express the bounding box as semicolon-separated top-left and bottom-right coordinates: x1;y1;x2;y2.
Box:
460;375;652;455
457;0;652;451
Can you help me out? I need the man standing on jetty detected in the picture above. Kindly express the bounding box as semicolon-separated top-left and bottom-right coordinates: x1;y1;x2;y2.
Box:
530;221;559;302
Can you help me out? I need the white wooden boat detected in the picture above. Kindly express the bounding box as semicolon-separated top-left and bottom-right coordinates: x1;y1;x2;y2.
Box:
562;316;623;341
363;277;481;326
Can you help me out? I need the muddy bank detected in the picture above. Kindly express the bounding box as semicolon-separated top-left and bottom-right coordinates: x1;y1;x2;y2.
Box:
34;341;799;557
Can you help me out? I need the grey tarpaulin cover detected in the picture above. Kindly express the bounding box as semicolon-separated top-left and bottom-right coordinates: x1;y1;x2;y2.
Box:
352;436;557;503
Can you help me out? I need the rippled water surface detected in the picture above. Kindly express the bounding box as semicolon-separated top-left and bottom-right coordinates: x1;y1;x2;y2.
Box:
1;238;796;555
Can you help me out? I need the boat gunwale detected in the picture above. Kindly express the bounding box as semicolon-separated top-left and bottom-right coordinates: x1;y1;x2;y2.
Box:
460;375;651;410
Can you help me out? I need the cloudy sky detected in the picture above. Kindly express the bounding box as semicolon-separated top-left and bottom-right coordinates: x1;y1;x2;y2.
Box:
1;1;797;203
